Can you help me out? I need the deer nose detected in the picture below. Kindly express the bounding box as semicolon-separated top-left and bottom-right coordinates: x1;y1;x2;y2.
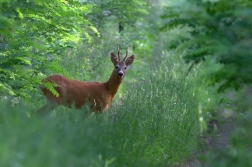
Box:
118;72;124;77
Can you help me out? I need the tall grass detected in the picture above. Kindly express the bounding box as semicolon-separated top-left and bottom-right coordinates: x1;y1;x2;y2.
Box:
0;51;206;167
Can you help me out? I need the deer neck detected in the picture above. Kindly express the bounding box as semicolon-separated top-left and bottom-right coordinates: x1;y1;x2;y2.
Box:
105;69;123;97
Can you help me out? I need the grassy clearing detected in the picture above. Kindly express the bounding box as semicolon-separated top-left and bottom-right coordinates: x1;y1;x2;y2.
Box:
0;51;210;167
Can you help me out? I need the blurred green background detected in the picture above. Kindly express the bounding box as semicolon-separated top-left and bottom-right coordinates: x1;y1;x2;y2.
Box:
0;0;252;166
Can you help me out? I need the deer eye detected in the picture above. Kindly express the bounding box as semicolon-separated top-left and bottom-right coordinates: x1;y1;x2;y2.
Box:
115;66;119;69
124;67;127;70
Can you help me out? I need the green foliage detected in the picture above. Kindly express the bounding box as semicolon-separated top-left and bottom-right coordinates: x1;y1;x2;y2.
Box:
0;0;97;98
161;0;252;92
86;0;148;29
160;1;252;166
42;80;59;97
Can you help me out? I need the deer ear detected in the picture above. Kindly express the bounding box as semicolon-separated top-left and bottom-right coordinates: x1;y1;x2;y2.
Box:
125;55;134;66
111;52;118;66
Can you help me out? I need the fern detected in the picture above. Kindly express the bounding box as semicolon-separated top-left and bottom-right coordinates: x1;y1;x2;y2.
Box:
42;80;60;98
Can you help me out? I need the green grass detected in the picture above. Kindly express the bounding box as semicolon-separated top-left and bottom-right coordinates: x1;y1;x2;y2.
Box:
0;51;208;167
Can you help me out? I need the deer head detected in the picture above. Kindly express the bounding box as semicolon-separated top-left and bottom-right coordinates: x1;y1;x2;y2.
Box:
110;46;135;78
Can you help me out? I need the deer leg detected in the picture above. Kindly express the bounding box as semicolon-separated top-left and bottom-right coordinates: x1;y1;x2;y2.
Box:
37;101;58;115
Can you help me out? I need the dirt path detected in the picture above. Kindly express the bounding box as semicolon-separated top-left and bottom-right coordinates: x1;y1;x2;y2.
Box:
181;110;235;167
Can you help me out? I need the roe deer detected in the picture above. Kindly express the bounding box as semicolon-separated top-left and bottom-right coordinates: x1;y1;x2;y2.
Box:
37;47;135;114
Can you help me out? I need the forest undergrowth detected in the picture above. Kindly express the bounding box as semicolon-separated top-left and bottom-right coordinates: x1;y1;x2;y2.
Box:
1;0;252;166
0;50;215;167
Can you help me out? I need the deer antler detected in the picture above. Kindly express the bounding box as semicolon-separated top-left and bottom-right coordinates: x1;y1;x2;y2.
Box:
117;44;120;61
123;47;129;61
